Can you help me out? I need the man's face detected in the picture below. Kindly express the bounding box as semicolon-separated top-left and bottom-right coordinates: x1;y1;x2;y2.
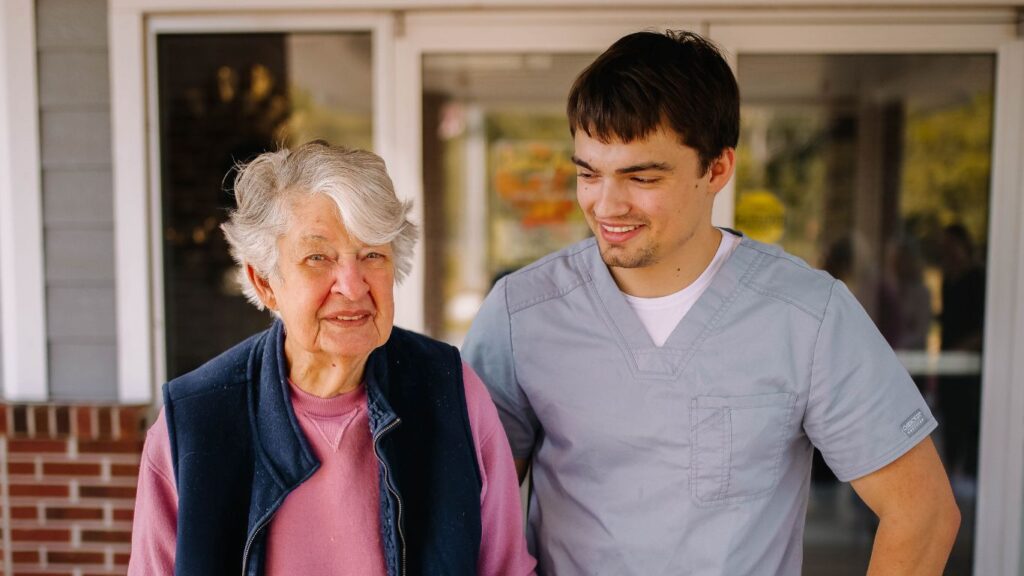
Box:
573;126;730;280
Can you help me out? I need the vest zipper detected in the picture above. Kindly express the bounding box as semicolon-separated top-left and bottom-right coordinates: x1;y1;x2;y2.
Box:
239;465;318;575
241;515;272;576
373;417;406;576
238;420;403;576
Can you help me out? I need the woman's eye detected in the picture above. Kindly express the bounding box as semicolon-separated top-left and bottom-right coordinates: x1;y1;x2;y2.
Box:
307;254;327;262
365;252;385;260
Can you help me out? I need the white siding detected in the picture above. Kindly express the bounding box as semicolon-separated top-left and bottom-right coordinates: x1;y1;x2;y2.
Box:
37;0;116;400
48;343;118;400
38;51;110;107
40;111;112;167
36;0;108;47
46;286;116;339
43;169;114;226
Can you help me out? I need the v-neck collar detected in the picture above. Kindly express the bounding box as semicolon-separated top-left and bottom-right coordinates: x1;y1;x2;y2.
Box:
578;229;763;379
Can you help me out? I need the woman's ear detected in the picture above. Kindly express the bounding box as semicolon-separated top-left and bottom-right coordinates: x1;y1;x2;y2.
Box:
246;264;277;311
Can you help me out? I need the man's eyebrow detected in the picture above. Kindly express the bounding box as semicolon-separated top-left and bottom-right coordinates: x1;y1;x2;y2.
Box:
571;157;673;174
615;161;672;174
571;156;596;172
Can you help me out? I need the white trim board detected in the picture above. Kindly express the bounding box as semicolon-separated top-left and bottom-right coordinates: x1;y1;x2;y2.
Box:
110;0;1024;11
976;39;1024;576
709;21;1017;53
0;0;48;401
110;7;150;403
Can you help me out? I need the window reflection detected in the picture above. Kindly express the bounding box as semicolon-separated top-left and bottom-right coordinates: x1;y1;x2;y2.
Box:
157;32;373;378
736;53;993;575
422;53;596;343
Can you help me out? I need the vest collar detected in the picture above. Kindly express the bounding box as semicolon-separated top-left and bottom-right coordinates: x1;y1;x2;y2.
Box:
245;319;400;493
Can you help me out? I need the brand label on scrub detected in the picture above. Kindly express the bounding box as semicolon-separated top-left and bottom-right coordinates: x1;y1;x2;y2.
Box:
901;409;927;437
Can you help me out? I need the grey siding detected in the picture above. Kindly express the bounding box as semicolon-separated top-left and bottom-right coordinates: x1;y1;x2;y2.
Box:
37;0;116;400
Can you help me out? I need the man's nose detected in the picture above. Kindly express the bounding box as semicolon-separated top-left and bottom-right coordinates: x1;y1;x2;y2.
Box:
593;179;630;218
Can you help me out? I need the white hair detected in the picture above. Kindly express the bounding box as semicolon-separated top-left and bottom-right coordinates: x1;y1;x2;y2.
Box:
221;141;418;310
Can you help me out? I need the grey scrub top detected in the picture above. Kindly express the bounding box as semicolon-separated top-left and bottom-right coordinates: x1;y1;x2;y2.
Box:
463;232;936;576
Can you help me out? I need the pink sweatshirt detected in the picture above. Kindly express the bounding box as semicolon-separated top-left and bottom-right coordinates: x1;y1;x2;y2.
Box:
128;362;536;575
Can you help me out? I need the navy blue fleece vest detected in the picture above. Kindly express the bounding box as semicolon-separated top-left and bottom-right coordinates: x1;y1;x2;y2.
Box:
163;320;482;576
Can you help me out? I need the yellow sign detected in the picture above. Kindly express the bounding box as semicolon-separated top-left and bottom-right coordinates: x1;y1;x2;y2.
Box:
735;189;786;244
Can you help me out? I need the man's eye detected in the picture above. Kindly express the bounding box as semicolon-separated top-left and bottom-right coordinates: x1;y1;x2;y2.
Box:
632;177;660;184
577;172;596;179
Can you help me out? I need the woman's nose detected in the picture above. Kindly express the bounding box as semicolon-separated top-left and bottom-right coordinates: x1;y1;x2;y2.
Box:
331;260;370;300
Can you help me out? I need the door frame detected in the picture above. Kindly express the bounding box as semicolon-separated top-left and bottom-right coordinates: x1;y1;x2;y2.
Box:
979;39;1024;576
111;10;395;400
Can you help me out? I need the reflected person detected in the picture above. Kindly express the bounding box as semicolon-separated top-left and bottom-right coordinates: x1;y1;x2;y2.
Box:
937;223;985;481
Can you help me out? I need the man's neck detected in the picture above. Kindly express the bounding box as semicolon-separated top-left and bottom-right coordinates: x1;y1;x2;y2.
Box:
611;227;724;298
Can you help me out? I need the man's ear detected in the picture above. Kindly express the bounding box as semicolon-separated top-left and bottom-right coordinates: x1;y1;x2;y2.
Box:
246;264;277;311
707;148;736;196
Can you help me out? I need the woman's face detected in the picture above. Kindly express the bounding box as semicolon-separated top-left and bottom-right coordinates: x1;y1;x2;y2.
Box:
254;193;395;365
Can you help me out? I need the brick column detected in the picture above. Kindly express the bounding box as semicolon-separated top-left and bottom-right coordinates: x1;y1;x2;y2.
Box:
0;404;149;575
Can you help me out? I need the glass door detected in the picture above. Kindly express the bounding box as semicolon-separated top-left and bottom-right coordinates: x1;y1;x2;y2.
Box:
148;14;393;381
419;52;595;342
395;13;1022;574
712;20;1019;575
737;51;992;574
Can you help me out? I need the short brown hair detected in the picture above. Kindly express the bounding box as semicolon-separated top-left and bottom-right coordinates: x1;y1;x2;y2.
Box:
567;30;739;173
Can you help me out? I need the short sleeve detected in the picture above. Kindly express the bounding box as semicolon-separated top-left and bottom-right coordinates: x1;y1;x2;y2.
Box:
462;277;541;460
804;280;937;482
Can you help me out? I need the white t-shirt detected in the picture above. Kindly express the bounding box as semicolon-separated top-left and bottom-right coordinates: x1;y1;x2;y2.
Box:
623;230;741;347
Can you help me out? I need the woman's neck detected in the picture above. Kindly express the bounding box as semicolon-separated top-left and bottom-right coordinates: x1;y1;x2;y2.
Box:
284;341;368;398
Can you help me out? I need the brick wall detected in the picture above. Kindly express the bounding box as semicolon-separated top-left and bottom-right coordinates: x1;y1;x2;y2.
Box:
0;404;149;575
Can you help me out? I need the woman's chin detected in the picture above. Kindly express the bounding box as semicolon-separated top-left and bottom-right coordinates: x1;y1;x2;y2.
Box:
318;333;384;362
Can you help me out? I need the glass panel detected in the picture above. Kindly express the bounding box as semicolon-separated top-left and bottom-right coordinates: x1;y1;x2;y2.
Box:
736;53;993;575
421;53;597;343
157;32;373;378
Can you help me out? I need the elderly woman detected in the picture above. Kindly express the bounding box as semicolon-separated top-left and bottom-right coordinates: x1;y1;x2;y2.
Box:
128;142;535;575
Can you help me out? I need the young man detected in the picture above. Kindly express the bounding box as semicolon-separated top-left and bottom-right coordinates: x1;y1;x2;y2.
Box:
463;31;960;575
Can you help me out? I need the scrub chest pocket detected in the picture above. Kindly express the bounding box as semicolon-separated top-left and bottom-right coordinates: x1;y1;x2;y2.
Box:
690;392;796;505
